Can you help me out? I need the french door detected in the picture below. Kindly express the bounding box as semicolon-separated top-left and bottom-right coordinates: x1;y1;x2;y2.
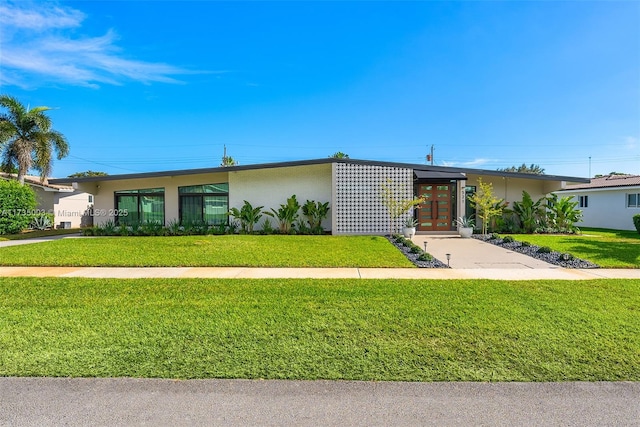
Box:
417;183;453;231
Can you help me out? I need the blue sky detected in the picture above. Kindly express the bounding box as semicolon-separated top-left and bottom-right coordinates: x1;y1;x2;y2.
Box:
1;0;638;178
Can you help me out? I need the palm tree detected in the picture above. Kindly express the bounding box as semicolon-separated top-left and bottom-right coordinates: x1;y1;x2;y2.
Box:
0;95;69;184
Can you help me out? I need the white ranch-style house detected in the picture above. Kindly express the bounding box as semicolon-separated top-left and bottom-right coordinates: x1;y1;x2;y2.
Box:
50;158;589;234
555;174;640;231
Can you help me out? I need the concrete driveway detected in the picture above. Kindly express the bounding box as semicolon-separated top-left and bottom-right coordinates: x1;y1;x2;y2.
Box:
412;234;559;269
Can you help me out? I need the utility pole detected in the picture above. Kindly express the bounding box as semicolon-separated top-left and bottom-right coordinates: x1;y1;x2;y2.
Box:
426;145;434;165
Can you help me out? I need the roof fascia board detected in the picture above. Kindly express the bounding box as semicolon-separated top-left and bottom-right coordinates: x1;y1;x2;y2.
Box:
49;157;589;185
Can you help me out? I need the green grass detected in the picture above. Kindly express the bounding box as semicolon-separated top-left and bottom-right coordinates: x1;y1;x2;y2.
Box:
504;228;640;268
0;277;637;381
0;228;81;241
0;235;414;268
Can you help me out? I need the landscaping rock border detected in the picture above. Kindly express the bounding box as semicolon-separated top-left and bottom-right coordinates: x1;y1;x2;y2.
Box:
386;236;449;268
472;234;600;269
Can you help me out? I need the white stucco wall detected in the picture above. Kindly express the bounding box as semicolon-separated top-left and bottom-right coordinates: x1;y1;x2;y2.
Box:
556;187;640;231
54;192;93;228
228;163;333;231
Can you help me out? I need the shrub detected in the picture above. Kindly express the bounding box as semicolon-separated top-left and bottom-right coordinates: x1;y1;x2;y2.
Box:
409;245;421;254
537;246;552;254
634;214;640;235
0;179;37;235
490;232;499;240
521;241;531;247
417;252;433;261
502;235;514;243
260;218;275;235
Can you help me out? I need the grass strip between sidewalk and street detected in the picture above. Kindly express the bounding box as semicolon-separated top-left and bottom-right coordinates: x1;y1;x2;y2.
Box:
0;235;415;268
1;277;638;381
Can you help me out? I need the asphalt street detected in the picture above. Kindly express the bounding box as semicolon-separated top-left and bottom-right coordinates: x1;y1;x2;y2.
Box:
1;378;638;426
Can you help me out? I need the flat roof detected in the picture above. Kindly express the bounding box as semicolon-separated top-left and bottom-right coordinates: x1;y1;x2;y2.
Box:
50;158;590;185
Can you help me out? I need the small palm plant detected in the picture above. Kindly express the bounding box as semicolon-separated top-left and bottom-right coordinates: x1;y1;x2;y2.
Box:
228;200;264;234
264;195;300;234
302;200;330;234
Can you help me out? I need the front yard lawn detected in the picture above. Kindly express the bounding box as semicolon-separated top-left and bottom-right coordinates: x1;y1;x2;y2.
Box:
0;235;414;268
505;228;640;268
0;278;637;381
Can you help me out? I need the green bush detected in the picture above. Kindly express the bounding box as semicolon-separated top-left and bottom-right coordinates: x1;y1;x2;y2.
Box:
502;235;515;243
0;180;37;235
521;241;531;247
409;245;421;254
634;214;640;235
417;252;433;261
537;246;552;254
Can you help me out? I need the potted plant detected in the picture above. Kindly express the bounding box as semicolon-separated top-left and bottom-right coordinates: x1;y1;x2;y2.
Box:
455;216;475;238
403;217;418;239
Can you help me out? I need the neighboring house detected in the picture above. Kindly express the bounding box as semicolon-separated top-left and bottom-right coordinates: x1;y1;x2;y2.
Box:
555;174;640;231
0;173;94;229
50;158;588;235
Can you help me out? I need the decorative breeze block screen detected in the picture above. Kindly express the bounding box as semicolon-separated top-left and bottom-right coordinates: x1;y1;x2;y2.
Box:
334;163;413;234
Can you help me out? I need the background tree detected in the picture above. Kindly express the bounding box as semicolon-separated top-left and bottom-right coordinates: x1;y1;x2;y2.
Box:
0;95;69;184
594;172;628;178
329;152;349;159
497;163;545;175
68;170;109;178
220;145;237;167
468;178;505;234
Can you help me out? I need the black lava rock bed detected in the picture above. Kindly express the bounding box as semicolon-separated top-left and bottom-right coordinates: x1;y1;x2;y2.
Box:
386;236;449;268
472;234;600;269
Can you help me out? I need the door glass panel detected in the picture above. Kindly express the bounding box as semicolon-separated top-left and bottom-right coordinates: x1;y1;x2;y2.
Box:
437;186;449;190
437;222;448;227
421;222;432;227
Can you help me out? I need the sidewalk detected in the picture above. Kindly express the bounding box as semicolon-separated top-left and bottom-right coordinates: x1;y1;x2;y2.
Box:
1;266;639;280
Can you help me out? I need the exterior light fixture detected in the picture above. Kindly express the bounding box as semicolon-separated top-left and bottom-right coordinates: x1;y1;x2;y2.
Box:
446;253;451;267
423;241;427;252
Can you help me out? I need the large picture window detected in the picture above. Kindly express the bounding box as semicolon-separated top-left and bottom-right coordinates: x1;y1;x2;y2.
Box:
115;188;165;225
179;183;229;224
628;193;640;208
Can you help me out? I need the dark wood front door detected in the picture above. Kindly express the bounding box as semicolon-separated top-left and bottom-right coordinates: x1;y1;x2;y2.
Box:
417;184;453;231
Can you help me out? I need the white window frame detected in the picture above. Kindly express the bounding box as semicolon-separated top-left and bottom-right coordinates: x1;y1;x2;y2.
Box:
627;193;640;208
